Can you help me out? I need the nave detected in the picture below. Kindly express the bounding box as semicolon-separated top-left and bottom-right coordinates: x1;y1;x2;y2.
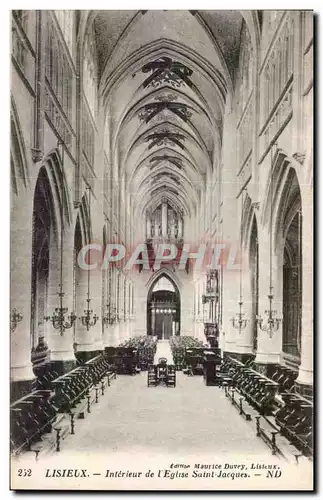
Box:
153;340;174;364
10;336;313;490
58;361;269;457
10;9;313;490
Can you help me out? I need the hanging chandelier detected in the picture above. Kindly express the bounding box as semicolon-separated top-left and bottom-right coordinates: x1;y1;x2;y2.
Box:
256;145;281;337
45;151;76;335
80;186;99;331
102;302;116;326
232;189;249;332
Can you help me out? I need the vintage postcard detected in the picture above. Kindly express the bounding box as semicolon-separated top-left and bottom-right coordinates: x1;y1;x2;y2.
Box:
10;9;314;491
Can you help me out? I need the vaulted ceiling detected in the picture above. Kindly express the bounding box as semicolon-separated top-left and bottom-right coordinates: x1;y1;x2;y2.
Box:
87;10;254;221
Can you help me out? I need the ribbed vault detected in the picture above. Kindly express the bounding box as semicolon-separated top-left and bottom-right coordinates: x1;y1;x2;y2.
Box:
84;10;257;229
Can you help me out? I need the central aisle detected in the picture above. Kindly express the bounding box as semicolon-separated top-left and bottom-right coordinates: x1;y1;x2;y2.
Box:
59;366;270;459
153;339;174;364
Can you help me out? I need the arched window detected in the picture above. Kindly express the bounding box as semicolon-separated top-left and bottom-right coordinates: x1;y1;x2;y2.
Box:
44;11;75;149
236;23;254;170
236;23;253;119
83;30;97;118
14;10;29;32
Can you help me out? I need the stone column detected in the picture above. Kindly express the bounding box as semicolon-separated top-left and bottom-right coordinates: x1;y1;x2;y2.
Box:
222;266;239;354
220;107;241;355
112;267;119;345
102;266;113;347
126;281;132;339
75;251;103;359
254;228;282;367
31;10;45;162
153;220;158;238
10;193;35;400
162;200;168;237
118;273;125;342
151;308;155;336
115;271;121;344
108;267;119;348
195;280;204;342
123;276;130;341
171;218;176;238
178;215;183;238
46;226;76;373
235;264;254;355
296;189;313;391
146;213;151;239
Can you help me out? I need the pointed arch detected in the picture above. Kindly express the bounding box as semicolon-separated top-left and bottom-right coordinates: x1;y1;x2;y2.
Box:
30;152;72;358
146;267;182;295
146;269;181;338
259;148;302;253
40;148;73;230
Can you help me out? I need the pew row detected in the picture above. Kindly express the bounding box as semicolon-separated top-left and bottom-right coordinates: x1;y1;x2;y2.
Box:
106;336;158;374
220;356;313;459
169;336;207;370
10;354;116;458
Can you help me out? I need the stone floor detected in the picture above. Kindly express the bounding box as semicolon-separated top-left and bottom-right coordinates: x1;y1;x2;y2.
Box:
60;364;270;459
15;342;313;491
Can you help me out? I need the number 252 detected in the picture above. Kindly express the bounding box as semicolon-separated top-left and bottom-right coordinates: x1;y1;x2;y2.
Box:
17;469;32;477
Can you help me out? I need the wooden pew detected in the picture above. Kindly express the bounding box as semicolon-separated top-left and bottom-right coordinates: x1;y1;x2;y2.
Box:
220;356;313;459
10;390;58;455
275;392;313;457
220;356;279;414
169;336;206;370
11;354;116;459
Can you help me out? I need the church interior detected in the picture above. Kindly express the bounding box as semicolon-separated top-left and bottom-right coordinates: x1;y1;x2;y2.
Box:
10;10;313;467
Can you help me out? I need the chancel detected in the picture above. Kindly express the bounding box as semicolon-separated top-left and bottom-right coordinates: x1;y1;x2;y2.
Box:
10;9;313;474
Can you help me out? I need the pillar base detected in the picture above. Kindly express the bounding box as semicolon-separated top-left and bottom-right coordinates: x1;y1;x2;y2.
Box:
235;343;254;355
295;365;313;399
254;351;281;365
223;351;255;364
10;362;35;382
50;350;76;362
49;359;77;376
295;381;313;399
75;350;102;364
10;378;36;403
32;359;76;381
